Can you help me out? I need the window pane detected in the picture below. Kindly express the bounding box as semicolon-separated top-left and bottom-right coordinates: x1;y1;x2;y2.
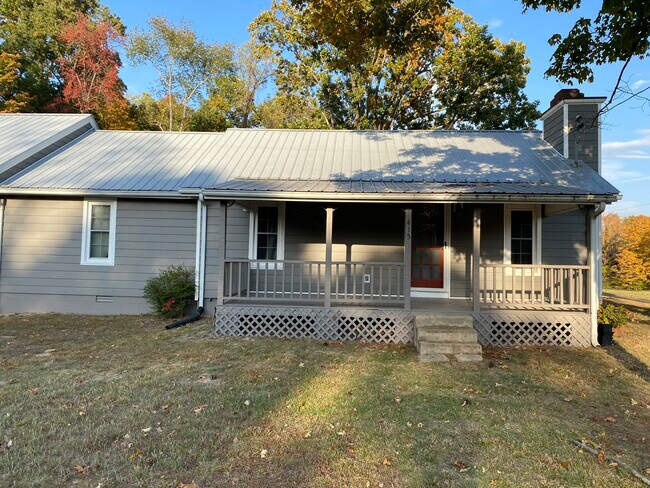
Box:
511;211;532;238
256;207;279;260
91;205;111;231
90;231;109;258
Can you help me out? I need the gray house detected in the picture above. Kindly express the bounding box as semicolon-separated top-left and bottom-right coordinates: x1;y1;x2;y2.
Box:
0;90;619;361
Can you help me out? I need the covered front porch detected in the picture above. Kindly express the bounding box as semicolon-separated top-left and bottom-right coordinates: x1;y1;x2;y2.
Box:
208;199;597;348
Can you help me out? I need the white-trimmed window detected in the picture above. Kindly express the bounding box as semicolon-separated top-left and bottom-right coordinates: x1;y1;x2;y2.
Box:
504;205;540;265
81;200;117;266
248;203;285;268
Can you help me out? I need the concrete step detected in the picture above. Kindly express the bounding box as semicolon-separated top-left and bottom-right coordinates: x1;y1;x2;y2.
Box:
418;341;483;356
415;314;473;328
416;326;478;343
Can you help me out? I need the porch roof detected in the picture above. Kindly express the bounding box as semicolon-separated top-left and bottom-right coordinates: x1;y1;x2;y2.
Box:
183;129;619;203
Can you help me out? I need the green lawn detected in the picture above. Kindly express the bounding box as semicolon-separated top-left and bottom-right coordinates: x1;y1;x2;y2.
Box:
1;308;648;487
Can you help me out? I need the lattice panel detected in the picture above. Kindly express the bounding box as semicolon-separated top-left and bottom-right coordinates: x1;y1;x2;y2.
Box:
215;306;414;344
473;311;591;347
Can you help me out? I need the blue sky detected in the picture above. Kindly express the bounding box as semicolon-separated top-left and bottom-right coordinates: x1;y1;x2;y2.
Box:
104;0;649;216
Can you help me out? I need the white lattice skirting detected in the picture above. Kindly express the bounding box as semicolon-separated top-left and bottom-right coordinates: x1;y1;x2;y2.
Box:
215;306;415;344
473;311;592;347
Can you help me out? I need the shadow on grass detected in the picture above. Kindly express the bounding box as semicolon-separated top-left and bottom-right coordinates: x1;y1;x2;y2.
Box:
605;342;650;382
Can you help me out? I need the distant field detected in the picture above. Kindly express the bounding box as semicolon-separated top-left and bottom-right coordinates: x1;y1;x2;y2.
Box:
604;288;650;302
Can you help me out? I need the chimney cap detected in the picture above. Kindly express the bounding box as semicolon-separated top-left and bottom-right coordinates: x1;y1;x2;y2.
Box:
550;88;584;108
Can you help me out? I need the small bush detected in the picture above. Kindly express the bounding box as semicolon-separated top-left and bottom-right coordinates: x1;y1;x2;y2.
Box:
144;265;195;318
597;303;632;328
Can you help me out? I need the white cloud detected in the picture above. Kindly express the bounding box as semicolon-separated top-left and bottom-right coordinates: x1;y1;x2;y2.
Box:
631;79;648;90
602;129;650;159
487;19;503;29
602;160;649;183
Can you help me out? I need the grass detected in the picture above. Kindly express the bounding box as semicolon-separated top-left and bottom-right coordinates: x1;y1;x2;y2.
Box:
604;288;650;303
0;310;648;488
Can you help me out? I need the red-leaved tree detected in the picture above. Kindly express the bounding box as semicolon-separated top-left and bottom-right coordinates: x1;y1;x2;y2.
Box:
57;12;125;115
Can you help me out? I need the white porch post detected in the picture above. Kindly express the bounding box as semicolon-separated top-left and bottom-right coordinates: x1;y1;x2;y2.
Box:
588;206;599;345
403;208;412;310
324;207;335;308
473;207;481;313
216;201;227;306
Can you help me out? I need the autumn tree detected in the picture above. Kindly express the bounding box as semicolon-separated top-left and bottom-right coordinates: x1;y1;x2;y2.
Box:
603;213;650;290
0;53;33;112
521;0;650;117
56;12;130;127
250;0;539;130
0;0;123;109
127;16;235;131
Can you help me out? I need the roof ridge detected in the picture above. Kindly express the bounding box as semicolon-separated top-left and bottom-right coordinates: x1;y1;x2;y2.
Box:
225;128;542;134
94;130;225;135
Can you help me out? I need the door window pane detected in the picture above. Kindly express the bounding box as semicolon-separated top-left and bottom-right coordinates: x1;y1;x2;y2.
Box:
257;207;279;260
511;210;533;264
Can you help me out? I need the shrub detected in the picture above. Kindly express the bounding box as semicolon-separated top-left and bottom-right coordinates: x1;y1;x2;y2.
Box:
597;303;632;329
144;265;195;318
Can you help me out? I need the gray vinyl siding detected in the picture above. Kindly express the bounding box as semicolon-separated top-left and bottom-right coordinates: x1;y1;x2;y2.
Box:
568;104;599;172
204;202;249;300
541;208;588;265
449;204;503;298
543;108;565;155
0;198;196;314
0;124;92;182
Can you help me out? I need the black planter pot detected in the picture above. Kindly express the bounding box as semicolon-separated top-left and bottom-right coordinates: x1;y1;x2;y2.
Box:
598;323;614;346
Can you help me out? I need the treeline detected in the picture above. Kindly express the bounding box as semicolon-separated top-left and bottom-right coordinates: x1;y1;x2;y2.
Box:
0;0;542;131
603;213;650;290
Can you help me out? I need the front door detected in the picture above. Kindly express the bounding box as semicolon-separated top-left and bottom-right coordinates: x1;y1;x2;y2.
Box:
411;204;444;289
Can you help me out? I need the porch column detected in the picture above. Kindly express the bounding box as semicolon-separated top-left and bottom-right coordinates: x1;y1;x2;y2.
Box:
216;201;227;306
324;207;335;308
588;206;599;345
403;208;412;310
472;207;481;313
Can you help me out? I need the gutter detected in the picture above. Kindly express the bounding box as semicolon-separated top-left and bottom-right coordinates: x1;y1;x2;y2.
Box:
193;189;621;205
0;189;196;199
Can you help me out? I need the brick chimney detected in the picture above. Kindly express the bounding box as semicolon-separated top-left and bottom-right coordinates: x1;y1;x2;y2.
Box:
540;89;607;174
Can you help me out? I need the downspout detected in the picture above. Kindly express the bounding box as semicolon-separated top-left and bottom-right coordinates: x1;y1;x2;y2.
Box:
165;193;207;330
0;199;5;311
588;202;606;345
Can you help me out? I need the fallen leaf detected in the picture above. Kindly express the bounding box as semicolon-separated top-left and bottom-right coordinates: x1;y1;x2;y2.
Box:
597;450;606;463
453;459;469;472
141;427;151;433
260;449;268;458
382;458;392;466
631;398;638;406
604;416;617;423
563;396;573;402
560;461;570;469
193;404;208;414
244;400;250;406
161;405;170;415
303;431;312;438
130;449;143;461
394;397;401;404
73;464;89;475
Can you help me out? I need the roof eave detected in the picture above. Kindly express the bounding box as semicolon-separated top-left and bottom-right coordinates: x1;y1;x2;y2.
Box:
0;188;195;199
198;189;621;205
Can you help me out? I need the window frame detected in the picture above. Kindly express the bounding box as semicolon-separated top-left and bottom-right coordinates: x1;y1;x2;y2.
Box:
248;203;285;269
81;200;117;266
503;204;541;266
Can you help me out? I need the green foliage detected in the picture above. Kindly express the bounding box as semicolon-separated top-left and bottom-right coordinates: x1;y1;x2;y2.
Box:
250;1;539;130
127;16;235;131
143;265;195;318
521;0;649;84
597;302;632;328
0;53;34;112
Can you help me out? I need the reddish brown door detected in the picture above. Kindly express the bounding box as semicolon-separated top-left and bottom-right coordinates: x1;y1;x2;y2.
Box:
412;248;444;288
411;204;445;289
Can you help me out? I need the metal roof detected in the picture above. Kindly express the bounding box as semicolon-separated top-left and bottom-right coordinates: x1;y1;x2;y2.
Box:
0;126;619;202
181;128;619;201
2;130;224;193
0;113;96;175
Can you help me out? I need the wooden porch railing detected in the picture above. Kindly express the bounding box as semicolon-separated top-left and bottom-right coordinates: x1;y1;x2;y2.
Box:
478;264;590;311
223;259;405;305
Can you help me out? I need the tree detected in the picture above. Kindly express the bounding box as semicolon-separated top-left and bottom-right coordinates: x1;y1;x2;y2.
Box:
0;53;33;112
0;0;123;109
521;0;650;117
255;92;329;129
432;12;540;129
57;12;125;115
130;93;188;131
605;213;650;290
250;0;539;130
127;16;235;131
